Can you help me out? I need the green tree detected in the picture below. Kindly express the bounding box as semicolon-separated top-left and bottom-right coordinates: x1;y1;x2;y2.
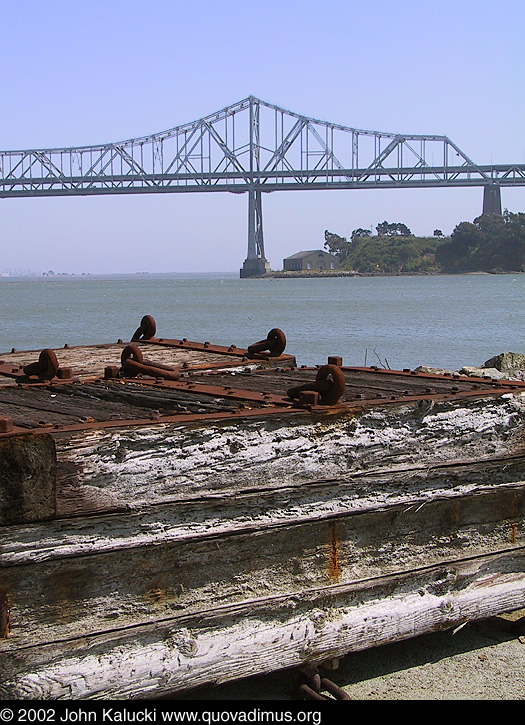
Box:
324;230;352;262
500;210;525;270
436;212;525;272
351;228;372;241
376;221;412;237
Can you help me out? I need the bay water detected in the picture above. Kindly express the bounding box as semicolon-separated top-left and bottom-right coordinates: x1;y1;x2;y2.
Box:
0;272;523;372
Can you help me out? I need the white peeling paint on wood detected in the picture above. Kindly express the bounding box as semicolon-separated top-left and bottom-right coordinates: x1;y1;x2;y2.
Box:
2;561;524;700
54;394;525;514
1;387;524;699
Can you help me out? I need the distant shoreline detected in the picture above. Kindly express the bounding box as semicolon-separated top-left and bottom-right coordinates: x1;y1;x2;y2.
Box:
0;269;522;281
264;269;524;279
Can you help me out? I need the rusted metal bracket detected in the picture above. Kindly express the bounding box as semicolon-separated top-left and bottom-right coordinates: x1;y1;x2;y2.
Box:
297;672;351;700
247;328;287;358
120;345;181;381
0;350;73;383
131;314;157;341
288;364;346;405
147;336;295;365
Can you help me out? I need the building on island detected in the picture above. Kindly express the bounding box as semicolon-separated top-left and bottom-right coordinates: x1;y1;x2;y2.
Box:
282;250;340;272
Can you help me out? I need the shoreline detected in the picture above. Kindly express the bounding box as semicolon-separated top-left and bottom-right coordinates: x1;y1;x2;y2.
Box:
264;269;524;279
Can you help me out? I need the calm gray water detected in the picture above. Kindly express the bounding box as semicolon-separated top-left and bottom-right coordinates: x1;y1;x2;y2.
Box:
0;273;523;371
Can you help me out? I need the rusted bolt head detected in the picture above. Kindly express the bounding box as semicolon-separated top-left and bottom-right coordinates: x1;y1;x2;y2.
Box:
104;366;120;379
57;367;73;380
328;356;343;367
0;416;14;433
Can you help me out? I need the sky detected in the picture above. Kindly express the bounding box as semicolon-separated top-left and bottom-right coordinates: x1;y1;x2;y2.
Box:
1;0;524;275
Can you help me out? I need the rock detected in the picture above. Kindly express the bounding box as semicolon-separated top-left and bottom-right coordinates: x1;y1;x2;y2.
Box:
414;365;453;375
458;366;506;380
483;352;525;372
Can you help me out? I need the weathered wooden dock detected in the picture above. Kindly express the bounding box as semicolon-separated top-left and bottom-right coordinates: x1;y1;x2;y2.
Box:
1;317;524;699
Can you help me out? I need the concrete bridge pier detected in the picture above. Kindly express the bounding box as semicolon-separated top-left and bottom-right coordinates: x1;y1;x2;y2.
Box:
483;184;502;215
240;188;270;278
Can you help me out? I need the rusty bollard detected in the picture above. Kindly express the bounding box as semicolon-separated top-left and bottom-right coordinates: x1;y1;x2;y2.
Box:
120;344;180;381
131;315;157;341
23;349;60;381
288;363;345;406
247;328;286;358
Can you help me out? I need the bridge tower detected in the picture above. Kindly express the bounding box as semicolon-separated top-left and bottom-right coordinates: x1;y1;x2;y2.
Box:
483;184;502;215
240;188;270;278
240;97;270;278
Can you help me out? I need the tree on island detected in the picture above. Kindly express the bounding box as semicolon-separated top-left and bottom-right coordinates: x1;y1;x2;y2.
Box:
351;228;372;241
436;211;525;272
322;210;525;275
323;230;352;262
376;221;412;237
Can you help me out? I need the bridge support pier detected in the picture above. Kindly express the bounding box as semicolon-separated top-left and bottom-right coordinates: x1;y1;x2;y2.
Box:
240;188;270;278
483;184;502;215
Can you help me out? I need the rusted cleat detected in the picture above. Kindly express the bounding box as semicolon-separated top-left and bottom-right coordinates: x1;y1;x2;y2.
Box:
120;344;180;381
23;348;60;381
288;363;346;406
131;314;157;341
247;328;286;358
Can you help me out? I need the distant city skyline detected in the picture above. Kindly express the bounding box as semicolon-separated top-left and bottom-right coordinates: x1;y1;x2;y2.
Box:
1;0;524;274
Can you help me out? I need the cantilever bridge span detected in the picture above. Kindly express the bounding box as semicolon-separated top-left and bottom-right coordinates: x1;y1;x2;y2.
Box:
1;96;524;276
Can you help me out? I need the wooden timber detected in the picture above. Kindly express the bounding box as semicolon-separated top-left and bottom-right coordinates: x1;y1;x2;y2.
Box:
0;322;524;699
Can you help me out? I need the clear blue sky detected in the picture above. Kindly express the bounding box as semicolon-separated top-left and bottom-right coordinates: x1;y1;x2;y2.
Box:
1;0;524;274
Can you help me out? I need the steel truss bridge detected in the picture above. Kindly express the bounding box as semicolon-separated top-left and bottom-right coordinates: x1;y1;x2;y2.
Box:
1;96;524;276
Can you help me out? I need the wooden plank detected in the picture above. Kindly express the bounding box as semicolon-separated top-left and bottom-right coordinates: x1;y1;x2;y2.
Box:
1;479;524;650
51;392;525;516
0;434;56;525
1;548;524;699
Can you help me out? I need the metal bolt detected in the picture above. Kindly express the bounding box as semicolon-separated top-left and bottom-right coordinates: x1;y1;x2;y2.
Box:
104;366;120;379
328;356;343;366
0;416;14;433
